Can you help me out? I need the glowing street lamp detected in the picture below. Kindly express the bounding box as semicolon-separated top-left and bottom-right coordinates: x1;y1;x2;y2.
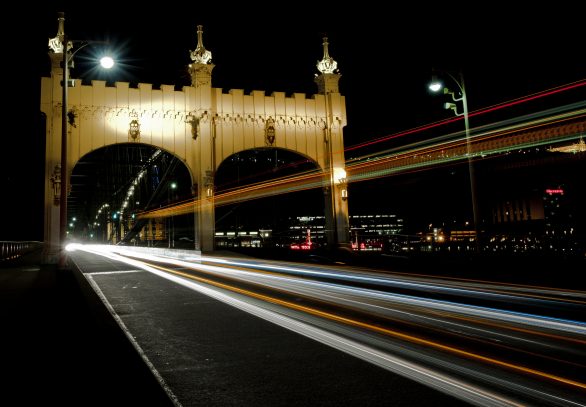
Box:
52;12;114;268
100;56;114;69
429;71;480;252
334;167;348;201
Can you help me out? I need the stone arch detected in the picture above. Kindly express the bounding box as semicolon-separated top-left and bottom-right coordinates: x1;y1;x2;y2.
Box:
67;142;195;246
214;147;326;248
214;146;325;203
216;145;324;174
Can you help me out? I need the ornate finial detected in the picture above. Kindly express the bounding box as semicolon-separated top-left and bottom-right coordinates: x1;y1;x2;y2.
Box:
48;12;66;53
190;25;212;64
316;37;338;74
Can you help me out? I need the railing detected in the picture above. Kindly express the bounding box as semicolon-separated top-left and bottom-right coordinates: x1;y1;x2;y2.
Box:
0;241;43;262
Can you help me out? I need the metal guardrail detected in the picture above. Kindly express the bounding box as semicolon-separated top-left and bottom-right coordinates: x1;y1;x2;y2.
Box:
0;241;43;262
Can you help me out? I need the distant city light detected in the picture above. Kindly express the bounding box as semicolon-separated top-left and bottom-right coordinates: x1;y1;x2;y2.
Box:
429;82;443;92
545;189;564;195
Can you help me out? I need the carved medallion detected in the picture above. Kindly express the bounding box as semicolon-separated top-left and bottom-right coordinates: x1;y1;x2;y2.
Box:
265;117;276;146
186;113;200;140
129;112;140;141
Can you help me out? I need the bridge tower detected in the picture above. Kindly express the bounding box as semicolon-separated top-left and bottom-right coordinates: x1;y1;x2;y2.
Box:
188;25;216;252
41;19;350;260
315;37;350;249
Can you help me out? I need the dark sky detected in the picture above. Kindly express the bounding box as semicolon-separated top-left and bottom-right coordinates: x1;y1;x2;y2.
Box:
2;6;585;239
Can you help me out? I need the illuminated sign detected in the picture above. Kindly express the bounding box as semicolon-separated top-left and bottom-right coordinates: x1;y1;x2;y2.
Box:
545;189;564;195
290;243;312;250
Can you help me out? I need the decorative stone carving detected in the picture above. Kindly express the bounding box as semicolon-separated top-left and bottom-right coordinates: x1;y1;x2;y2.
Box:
316;37;338;74
48;14;69;54
276;116;286;128
50;164;61;206
265;117;276;146
186;112;200;140
128;111;140;141
190;25;212;65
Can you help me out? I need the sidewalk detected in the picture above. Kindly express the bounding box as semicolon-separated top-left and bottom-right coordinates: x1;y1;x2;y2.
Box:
0;248;173;406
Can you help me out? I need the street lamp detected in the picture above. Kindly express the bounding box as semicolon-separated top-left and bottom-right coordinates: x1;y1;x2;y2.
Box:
429;71;480;252
334;167;348;201
53;12;114;268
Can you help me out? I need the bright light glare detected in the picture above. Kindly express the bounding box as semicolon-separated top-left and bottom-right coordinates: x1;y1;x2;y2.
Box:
65;243;82;252
333;167;347;184
429;82;443;92
100;56;114;69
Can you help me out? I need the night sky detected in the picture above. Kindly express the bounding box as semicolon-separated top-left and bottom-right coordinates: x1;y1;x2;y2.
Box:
2;5;585;240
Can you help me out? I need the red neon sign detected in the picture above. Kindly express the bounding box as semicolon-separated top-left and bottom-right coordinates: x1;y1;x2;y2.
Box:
290;243;312;250
545;189;564;195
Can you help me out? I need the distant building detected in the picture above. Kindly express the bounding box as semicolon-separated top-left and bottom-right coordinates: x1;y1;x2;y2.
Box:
289;213;406;251
288;216;326;248
547;137;586;154
485;186;580;255
215;230;264;248
542;187;579;254
349;214;405;251
214;213;406;251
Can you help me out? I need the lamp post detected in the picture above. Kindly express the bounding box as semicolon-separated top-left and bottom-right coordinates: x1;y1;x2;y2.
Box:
58;14;69;268
429;71;480;253
54;12;113;268
168;182;177;248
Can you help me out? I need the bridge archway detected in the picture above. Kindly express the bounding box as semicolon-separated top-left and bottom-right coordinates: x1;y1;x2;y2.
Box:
215;147;326;248
67;143;194;247
42;23;348;261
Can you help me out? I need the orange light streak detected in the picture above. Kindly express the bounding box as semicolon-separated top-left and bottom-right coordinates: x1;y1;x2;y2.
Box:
139;259;586;390
135;89;585;221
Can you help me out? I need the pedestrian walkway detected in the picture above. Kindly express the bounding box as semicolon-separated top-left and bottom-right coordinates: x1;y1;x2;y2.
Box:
0;248;173;406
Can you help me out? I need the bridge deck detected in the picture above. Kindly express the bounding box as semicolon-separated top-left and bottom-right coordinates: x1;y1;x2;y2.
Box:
3;249;469;406
69;249;473;406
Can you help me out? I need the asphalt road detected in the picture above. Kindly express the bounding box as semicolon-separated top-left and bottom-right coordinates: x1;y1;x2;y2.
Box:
66;248;473;406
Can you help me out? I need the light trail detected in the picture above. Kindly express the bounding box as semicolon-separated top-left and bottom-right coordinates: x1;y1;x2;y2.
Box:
347;112;586;183
345;79;586;152
215;80;586;192
103;246;586;335
348;107;586;174
137;106;585;220
74;245;586;405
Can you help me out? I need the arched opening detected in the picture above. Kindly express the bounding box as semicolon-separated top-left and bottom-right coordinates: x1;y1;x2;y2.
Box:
215;148;323;251
68;143;193;248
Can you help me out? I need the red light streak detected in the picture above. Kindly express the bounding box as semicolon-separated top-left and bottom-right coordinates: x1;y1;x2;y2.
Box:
345;79;586;152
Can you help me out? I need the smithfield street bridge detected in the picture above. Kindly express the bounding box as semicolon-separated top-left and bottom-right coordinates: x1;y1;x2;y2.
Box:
41;22;349;263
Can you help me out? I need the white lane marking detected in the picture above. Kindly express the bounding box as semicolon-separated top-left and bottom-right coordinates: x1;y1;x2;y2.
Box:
83;272;182;407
